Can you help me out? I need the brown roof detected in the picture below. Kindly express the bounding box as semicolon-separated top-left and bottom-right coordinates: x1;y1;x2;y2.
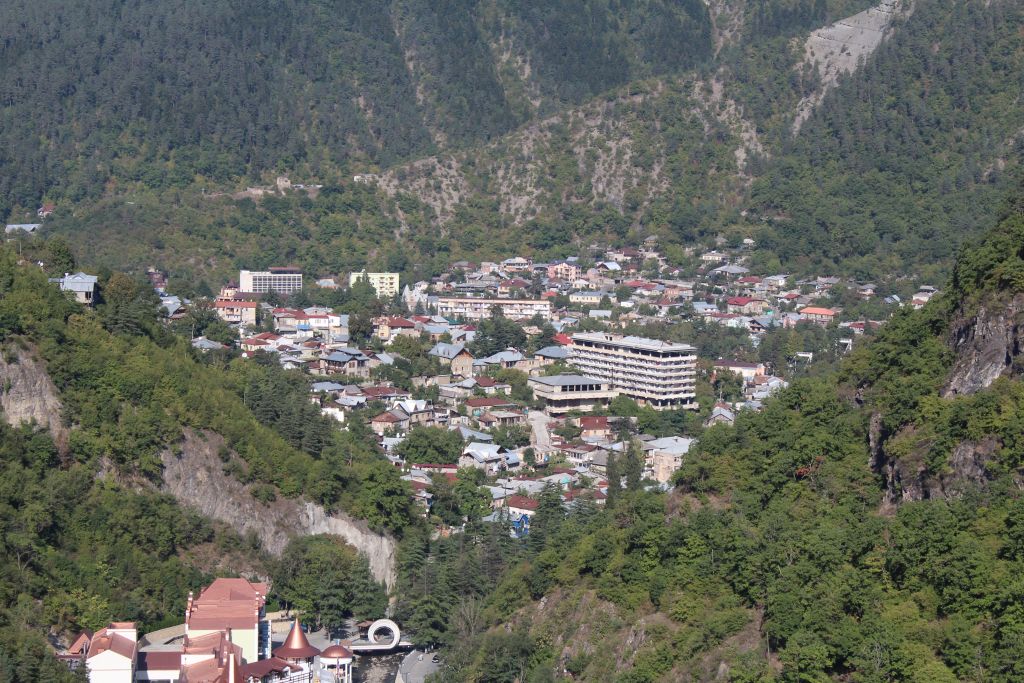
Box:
321;644;354;660
181;631;243;683
88;625;136;661
506;495;539;511
273;619;320;659
186;578;266;632
240;657;295;679
465;397;515;408
138;650;183;671
67;631;93;654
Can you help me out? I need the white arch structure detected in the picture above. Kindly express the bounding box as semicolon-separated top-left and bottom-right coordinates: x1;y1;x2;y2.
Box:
367;619;400;647
350;619;409;653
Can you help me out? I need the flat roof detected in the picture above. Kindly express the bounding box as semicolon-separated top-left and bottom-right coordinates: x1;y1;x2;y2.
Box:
529;374;607;387
571;332;695;353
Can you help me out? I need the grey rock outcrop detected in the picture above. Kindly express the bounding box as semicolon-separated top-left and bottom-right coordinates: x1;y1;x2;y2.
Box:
0;343;67;447
944;293;1024;397
871;416;1006;504
161;429;397;590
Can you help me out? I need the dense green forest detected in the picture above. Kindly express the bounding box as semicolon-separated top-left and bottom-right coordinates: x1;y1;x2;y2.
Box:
21;0;1017;286
0;0;713;215
392;188;1024;681
0;251;399;680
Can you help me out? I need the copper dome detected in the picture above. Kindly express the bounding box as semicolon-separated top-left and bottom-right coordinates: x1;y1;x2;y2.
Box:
320;643;353;660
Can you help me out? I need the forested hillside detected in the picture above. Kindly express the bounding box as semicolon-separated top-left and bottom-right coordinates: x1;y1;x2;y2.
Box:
0;250;399;680
0;0;713;213
15;0;1016;284
412;186;1024;681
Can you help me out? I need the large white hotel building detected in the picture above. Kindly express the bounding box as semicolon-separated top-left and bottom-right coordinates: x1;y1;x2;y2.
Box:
239;267;303;295
569;332;698;410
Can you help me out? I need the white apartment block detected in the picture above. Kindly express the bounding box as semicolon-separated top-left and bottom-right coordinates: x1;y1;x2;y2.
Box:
436;297;552;321
350;271;400;298
239;268;303;295
569;332;698;410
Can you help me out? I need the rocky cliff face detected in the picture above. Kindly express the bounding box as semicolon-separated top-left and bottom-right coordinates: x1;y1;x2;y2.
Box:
161;429;398;590
870;293;1024;504
870;412;1008;504
943;293;1024;397
0;342;68;449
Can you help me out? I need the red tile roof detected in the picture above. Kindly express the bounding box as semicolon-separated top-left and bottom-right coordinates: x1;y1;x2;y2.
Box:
138;651;183;672
241;657;295;679
506;495;539;511
185;578;266;632
88;626;136;661
579;416;608;430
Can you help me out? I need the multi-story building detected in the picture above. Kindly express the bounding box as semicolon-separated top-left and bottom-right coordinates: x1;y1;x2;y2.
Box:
239;268;303;295
546;260;581;282
528;374;618;416
185;577;270;663
569;333;698;410
349;271;401;298
214;299;258;326
435;297;552;321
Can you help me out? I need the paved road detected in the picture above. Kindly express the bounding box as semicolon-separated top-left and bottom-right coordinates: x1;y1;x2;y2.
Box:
528;410;552;452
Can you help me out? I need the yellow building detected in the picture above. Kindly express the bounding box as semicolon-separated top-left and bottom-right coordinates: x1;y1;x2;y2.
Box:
350;271;401;298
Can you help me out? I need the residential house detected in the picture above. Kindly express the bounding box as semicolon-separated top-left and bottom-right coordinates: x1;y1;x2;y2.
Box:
578;416;612;440
725;297;767;315
318;349;370;378
86;623;137;683
459;442;507;475
428;342;475;377
798;306;836;326
374;316;418;343
645;436;694;483
51;272;98;305
713;360;765;382
547;260;581;282
464;396;517;417
569;291;605;306
371;409;410;435
704;403;736;428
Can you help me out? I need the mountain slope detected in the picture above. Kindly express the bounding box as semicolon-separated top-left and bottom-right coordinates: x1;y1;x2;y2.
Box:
419;184;1024;681
0;0;713;214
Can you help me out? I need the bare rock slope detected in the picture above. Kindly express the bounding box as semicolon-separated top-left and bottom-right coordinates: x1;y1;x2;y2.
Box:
792;0;909;132
0;343;67;447
162;429;398;590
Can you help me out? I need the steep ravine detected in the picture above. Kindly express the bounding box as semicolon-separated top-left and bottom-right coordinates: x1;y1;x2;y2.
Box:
161;429;398;590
